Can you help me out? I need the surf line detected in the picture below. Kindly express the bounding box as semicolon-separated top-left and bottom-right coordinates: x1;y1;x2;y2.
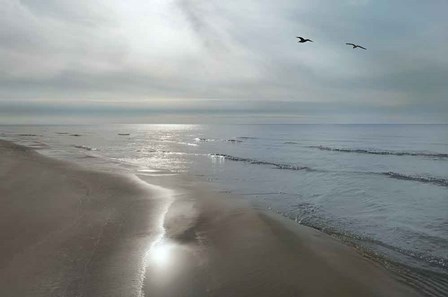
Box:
135;178;176;297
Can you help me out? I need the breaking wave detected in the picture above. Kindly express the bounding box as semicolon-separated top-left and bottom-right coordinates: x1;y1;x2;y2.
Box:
17;133;40;137
210;154;311;171
381;172;448;187
310;146;448;158
194;137;215;142
226;139;243;143
210;154;448;187
73;145;97;151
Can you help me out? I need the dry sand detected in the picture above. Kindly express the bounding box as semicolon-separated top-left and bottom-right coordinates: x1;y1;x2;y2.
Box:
0;140;421;297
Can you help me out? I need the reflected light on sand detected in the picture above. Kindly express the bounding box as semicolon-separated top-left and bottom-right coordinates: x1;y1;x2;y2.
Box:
149;238;173;268
138;182;176;290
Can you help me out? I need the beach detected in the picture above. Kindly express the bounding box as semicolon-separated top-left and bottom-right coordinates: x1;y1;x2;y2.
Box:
0;139;423;297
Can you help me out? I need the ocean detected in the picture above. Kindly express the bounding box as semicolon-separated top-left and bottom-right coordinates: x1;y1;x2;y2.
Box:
1;124;447;294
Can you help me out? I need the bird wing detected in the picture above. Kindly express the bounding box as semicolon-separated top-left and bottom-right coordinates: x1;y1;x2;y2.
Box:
296;37;305;41
358;46;367;50
346;43;355;46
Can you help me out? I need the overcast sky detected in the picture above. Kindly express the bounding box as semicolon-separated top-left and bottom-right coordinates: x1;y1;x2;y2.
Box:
1;0;447;123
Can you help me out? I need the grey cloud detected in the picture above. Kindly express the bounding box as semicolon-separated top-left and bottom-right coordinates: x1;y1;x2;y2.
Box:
0;0;447;123
176;0;222;49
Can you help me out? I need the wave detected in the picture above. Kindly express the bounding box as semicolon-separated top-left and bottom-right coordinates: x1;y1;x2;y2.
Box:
163;140;198;146
180;142;198;147
226;139;243;143
17;134;40;137
210;154;311;171
297;218;448;297
28;141;49;149
210;153;448;187
73;145;97;151
79;155;98;159
210;154;448;187
310;146;448;158
194;137;215;142
381;172;448;187
195;137;252;143
195;137;255;143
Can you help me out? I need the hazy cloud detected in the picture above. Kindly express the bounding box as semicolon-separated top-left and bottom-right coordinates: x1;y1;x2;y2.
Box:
0;0;447;123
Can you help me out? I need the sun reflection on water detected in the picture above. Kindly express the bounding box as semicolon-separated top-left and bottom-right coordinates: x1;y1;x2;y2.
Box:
138;182;176;297
138;181;203;296
149;238;174;268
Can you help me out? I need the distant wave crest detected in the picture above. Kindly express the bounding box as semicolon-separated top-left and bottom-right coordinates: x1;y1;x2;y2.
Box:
210;154;448;187
310;145;448;158
226;139;243;143
194;137;215;142
381;172;448;187
73;145;97;151
210;154;311;171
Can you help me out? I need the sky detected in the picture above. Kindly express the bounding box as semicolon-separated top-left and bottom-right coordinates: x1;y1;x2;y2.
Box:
0;0;447;124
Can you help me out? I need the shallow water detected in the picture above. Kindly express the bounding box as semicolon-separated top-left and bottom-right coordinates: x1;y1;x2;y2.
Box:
1;124;447;282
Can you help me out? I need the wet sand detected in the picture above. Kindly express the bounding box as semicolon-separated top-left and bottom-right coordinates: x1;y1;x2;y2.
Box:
0;140;421;297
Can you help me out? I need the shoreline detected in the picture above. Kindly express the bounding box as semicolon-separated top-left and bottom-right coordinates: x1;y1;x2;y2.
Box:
0;139;424;296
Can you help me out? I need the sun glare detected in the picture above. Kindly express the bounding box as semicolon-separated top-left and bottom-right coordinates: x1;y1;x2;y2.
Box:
149;239;173;268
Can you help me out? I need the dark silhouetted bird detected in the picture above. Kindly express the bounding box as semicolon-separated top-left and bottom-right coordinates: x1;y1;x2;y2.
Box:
296;36;313;43
346;43;367;50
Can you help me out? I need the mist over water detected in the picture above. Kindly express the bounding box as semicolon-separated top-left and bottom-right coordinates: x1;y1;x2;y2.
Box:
1;124;447;278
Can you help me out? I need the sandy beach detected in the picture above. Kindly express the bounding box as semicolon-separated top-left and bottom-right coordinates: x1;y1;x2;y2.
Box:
0;139;422;297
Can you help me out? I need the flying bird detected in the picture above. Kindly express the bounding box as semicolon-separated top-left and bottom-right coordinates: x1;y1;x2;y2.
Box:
296;36;313;43
346;43;367;50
